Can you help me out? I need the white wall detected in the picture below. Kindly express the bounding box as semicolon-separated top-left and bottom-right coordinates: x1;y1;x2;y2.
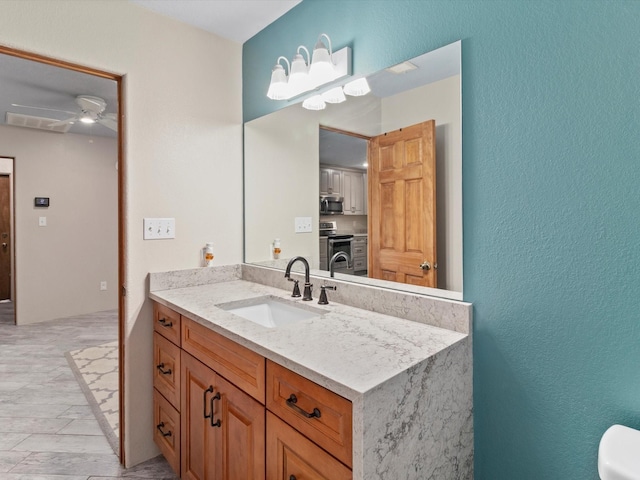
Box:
0;125;118;323
0;0;243;466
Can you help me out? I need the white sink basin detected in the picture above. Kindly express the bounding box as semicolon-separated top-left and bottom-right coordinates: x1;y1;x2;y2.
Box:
218;295;326;328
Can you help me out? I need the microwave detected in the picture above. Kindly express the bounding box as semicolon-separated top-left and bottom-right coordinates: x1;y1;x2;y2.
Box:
320;195;344;215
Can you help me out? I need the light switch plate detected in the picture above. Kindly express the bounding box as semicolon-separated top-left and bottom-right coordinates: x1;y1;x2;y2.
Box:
38;216;47;227
294;216;312;233
143;218;176;240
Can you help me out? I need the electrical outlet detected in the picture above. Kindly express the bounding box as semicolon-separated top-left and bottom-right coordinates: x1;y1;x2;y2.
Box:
294;216;313;233
143;218;176;240
100;281;107;291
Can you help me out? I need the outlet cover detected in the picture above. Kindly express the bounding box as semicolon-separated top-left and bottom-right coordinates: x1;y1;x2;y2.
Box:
100;281;107;291
294;216;313;233
143;218;176;240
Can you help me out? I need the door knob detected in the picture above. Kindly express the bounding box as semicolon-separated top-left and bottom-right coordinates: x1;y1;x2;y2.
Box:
1;243;7;250
419;261;431;271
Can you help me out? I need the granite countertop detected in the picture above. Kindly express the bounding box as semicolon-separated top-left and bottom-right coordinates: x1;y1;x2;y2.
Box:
150;279;466;401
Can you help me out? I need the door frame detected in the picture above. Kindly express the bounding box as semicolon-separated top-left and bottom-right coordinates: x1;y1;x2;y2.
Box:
0;45;126;464
0;160;15;314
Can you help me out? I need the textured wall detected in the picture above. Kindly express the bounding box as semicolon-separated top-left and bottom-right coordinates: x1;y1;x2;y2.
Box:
244;1;640;478
0;125;117;324
0;0;243;466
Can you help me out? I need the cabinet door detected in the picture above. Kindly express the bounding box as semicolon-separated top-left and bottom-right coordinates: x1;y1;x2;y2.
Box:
214;374;265;480
181;351;217;480
266;412;351;480
343;171;365;215
320;168;343;196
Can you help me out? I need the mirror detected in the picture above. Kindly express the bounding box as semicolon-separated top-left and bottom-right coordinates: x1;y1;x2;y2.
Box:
244;41;462;299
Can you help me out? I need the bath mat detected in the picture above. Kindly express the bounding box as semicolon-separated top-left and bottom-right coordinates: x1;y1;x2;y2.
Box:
65;341;119;455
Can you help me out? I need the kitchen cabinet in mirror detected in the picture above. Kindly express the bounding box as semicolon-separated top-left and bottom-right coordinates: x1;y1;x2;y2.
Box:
244;40;462;299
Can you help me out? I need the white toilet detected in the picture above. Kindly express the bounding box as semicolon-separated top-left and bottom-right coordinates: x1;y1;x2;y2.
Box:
599;424;640;479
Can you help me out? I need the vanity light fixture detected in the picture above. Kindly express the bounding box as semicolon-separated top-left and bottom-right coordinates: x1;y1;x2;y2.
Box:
309;33;335;84
288;46;311;91
302;94;326;110
266;33;352;102
321;86;346;104
266;56;291;100
343;77;371;96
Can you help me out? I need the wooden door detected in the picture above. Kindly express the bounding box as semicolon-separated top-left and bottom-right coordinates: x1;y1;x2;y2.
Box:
214;374;265;480
368;120;437;287
181;351;218;480
0;175;11;300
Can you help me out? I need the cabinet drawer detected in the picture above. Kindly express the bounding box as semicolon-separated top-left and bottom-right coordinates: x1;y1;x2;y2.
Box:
352;245;366;256
352;236;367;245
266;360;352;467
182;317;266;403
153;332;181;410
353;259;367;271
153;389;180;476
267;412;351;480
154;303;181;346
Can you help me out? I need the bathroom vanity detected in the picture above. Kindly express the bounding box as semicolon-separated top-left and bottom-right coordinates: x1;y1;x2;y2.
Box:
149;264;473;479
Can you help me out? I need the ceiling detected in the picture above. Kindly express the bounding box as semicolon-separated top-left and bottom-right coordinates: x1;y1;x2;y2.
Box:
0;1;300;138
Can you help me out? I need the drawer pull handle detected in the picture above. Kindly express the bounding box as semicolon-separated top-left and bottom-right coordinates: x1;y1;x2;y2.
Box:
203;386;213;419
158;318;173;328
156;422;172;437
286;394;321;419
210;392;221;427
156;363;172;375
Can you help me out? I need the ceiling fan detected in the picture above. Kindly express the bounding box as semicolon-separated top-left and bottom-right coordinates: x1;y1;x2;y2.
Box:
11;95;117;131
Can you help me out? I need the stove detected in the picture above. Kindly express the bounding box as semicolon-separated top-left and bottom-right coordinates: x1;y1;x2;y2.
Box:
319;221;353;273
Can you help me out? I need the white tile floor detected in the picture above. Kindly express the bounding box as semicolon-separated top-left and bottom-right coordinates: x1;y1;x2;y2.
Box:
0;302;177;479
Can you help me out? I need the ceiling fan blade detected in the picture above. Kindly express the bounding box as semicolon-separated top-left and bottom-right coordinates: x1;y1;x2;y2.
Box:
47;117;78;127
11;103;77;115
97;116;118;131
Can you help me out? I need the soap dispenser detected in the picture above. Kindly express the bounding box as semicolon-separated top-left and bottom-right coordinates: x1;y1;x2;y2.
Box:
273;239;281;259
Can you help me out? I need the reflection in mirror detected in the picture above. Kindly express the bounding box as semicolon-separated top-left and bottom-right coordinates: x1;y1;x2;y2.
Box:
244;41;462;299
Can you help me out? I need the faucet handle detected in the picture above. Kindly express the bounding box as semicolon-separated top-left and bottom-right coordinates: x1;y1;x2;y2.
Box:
318;284;336;305
287;278;301;298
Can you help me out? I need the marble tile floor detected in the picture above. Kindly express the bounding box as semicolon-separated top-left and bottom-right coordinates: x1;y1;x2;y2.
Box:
0;302;177;479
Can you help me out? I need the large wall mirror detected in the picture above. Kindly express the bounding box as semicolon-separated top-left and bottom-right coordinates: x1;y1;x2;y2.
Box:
244;40;462;300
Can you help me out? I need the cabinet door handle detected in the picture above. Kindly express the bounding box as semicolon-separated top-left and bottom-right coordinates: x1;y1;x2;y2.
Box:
286;394;321;419
210;392;221;427
156;363;172;375
203;386;213;419
158;317;173;328
156;422;172;437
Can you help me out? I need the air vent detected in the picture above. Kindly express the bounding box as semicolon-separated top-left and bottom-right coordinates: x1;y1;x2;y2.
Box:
5;112;71;133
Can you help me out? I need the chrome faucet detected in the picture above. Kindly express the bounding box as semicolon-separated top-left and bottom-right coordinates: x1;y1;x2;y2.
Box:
329;251;351;278
284;256;313;301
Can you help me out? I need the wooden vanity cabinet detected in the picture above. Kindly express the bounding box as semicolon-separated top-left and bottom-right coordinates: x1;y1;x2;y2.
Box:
266;360;353;469
181;350;265;480
267;412;351;480
153;302;353;479
153;303;182;474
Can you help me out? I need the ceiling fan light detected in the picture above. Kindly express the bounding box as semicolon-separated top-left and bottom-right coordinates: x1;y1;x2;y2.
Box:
80;116;95;124
321;86;346;104
343;77;371;96
302;95;326;111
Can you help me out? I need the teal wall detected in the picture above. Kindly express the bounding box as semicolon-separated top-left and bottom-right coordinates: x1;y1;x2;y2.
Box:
243;1;640;478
